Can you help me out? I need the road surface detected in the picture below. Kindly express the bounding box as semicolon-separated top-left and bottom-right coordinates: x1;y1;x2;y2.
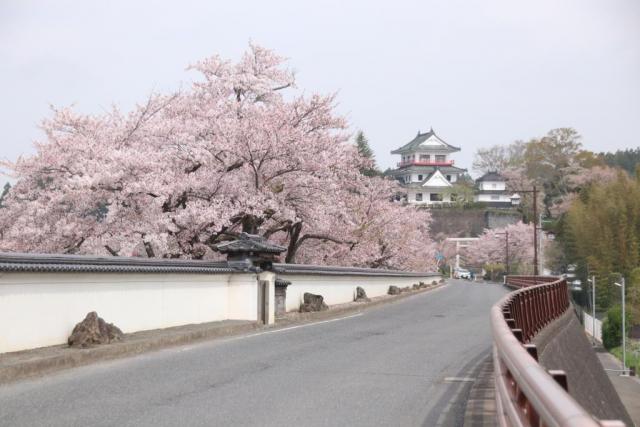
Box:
0;280;507;427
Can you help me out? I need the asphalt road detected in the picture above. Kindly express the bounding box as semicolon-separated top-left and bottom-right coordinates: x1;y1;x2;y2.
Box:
0;280;507;427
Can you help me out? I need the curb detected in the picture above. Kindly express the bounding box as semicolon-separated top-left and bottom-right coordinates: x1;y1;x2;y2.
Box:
0;281;447;385
0;322;262;385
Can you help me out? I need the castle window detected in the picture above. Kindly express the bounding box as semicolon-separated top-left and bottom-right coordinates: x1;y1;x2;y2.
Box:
491;195;500;201
446;175;451;181
418;174;423;181
420;154;430;162
416;193;423;201
435;155;446;162
430;193;443;202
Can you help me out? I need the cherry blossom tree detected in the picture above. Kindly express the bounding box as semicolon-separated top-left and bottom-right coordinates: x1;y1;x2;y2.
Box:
0;44;437;270
464;222;535;274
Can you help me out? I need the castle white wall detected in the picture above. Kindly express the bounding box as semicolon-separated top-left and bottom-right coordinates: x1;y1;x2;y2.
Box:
479;181;506;191
475;193;512;203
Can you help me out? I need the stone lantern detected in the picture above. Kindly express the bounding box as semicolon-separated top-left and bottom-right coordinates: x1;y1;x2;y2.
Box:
213;232;287;272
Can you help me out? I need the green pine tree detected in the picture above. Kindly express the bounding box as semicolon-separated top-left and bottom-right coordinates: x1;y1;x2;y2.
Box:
355;131;380;177
0;182;10;208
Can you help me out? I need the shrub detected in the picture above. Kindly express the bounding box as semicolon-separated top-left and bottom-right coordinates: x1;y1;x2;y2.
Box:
602;305;632;349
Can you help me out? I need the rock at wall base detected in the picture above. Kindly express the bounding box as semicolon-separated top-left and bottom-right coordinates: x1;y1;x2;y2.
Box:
388;286;400;295
68;311;124;348
299;293;328;312
355;286;370;302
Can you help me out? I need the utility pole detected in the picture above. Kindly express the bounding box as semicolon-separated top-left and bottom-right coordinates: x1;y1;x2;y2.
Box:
533;185;538;277
505;231;510;275
539;212;544;275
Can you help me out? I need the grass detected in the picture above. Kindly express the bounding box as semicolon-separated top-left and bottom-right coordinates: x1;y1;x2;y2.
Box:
609;339;640;374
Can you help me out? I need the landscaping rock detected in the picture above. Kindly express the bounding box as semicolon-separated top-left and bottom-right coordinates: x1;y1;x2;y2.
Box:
412;284;420;290
68;311;123;348
299;292;328;312
401;286;411;293
388;286;400;295
432;280;438;286
418;281;426;288
355;286;370;302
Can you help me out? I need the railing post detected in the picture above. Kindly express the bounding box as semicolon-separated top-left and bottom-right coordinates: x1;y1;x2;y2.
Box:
524;343;538;361
549;370;569;392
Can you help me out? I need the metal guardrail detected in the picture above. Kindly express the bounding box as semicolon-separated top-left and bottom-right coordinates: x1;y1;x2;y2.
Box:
492;276;625;426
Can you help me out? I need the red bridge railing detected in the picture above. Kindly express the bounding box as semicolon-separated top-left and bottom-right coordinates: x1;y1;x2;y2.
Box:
504;275;558;289
492;276;624;426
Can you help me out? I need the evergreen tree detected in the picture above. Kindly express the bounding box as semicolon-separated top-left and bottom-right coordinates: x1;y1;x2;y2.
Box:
0;183;10;208
600;148;640;176
355;131;380;177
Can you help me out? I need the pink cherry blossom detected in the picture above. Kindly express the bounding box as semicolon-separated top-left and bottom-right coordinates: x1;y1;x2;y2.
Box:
464;222;535;272
0;44;437;271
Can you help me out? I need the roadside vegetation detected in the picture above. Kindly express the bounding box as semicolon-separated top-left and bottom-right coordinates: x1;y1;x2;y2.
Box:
470;130;640;357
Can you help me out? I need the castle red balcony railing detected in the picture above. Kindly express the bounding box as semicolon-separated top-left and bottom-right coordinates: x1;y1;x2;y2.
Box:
397;160;455;168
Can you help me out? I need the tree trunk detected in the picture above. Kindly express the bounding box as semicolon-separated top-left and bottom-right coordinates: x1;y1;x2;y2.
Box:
285;222;303;263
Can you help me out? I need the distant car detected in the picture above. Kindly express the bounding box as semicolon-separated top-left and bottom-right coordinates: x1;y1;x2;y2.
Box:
454;268;471;279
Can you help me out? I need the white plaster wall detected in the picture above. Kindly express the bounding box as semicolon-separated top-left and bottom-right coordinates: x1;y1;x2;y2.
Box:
479;181;506;191
475;193;511;203
406;190;452;205
0;272;257;353
258;271;276;325
227;274;260;321
279;274;441;312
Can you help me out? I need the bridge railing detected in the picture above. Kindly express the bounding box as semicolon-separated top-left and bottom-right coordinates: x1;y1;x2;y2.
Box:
492;276;624;426
504;275;558;289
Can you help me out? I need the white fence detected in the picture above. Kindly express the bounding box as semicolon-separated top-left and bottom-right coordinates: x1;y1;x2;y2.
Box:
0;253;440;354
583;311;603;342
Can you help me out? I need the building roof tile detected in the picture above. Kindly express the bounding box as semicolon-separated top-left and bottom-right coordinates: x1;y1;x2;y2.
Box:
391;128;461;154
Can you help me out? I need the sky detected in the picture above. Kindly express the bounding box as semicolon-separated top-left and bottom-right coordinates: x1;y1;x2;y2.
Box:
1;0;639;180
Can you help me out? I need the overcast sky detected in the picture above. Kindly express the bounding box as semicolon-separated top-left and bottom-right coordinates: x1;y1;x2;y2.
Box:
1;0;639;179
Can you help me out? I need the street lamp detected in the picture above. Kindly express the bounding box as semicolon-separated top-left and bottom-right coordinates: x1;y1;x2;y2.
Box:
510;186;539;276
613;277;628;376
588;275;596;345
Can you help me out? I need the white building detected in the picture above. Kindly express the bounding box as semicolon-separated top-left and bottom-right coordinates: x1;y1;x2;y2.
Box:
387;128;467;205
474;171;513;206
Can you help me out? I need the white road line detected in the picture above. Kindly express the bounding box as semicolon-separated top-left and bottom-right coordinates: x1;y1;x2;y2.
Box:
224;312;365;342
444;377;476;383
